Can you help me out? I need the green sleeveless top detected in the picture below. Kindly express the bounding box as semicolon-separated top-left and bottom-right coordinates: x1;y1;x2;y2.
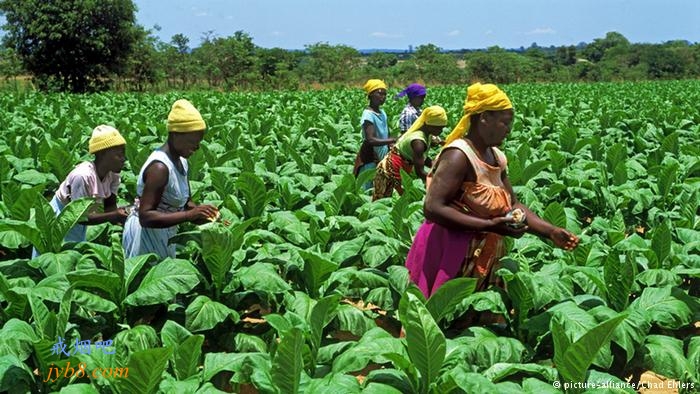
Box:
396;129;429;161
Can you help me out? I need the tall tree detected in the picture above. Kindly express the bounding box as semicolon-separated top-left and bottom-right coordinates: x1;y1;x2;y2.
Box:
0;0;138;92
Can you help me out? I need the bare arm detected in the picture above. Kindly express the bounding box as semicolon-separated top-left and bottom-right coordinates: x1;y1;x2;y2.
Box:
82;194;128;225
138;162;217;228
424;149;517;232
363;120;395;147
410;139;429;181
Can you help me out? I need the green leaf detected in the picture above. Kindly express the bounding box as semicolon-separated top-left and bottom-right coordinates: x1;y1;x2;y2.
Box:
272;327;304;394
542;202;567;229
235;262;292;295
185;295;238;332
115;347;172;394
603;252;634;311
400;292;445;392
50;198;94;251
200;223;240;294
640;335;694;381
160;320;193;349
173;334;204;380
425;277;477;324
124;258;200;306
309;294;341;361
588;306;651;363
629;286;692;330
237;171;271;219
551;312;628;384
521;160;550;184
66;269;121;302
650;220;672;266
298;250;338;297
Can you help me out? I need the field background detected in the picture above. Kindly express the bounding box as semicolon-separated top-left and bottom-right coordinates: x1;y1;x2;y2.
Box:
0;80;699;393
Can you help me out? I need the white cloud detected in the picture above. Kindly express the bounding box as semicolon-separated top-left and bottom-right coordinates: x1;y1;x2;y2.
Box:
194;11;208;17
370;32;403;38
526;27;556;35
447;30;460;37
484;30;493;36
270;31;283;37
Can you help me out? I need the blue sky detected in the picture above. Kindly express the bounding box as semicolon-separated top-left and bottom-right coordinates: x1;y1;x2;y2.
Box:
134;0;700;50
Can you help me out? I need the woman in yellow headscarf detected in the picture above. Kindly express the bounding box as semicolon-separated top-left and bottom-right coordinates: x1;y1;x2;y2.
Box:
353;79;397;189
123;99;219;259
405;83;580;309
372;105;447;200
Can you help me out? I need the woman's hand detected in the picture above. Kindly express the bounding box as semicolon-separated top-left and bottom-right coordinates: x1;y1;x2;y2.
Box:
549;228;580;250
487;216;529;237
187;204;219;224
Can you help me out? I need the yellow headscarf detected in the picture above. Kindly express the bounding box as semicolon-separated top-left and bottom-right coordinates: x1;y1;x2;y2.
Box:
442;83;512;146
363;79;387;95
406;105;448;133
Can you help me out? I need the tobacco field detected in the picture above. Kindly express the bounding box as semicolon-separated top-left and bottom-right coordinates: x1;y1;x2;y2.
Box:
0;80;699;393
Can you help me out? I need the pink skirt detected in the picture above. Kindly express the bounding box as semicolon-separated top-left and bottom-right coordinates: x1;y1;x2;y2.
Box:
405;220;474;298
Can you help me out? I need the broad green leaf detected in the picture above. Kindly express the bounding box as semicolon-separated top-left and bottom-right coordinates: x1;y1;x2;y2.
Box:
173;334;204;380
650;220;672;266
603;252;634;311
185;295;238;332
542;202;567;229
124;258;200;306
551;312;628;384
271;327;304;394
640;335;694;381
588;306;650;364
425;277;478;323
298;250;338;297
401;292;445;392
629;286;692;329
115;347;172;394
160;320;192;349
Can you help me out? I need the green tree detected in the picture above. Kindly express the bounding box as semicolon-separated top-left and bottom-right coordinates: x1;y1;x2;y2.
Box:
206;31;258;89
367;52;398;69
299;42;360;83
412;44;463;84
0;0;139;92
126;26;164;91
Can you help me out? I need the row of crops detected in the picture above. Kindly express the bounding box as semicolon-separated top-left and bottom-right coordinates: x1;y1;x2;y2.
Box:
0;81;698;393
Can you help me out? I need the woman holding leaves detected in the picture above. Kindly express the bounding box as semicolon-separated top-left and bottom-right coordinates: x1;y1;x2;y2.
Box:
122;99;219;259
405;83;580;299
353;79;396;189
372;105;448;200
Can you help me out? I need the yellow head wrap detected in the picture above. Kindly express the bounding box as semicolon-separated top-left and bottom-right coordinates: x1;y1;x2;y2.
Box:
89;125;126;154
406;105;448;134
442;83;512;146
167;99;206;133
363;79;387;95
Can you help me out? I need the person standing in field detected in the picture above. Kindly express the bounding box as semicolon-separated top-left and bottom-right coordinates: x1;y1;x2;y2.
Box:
32;125;129;257
396;83;427;134
405;83;580;300
122;99;219;259
372;105;448;200
353;79;396;189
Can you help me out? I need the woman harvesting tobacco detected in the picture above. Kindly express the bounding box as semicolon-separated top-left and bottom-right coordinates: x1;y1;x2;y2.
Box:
405;83;580;299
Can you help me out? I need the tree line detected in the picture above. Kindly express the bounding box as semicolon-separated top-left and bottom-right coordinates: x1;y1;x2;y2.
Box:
1;0;699;93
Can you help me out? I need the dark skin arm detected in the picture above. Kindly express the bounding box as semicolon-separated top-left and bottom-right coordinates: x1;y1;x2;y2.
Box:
138;161;217;228
363;121;396;147
80;194;128;225
410;139;430;181
501;172;580;250
424;149;526;236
